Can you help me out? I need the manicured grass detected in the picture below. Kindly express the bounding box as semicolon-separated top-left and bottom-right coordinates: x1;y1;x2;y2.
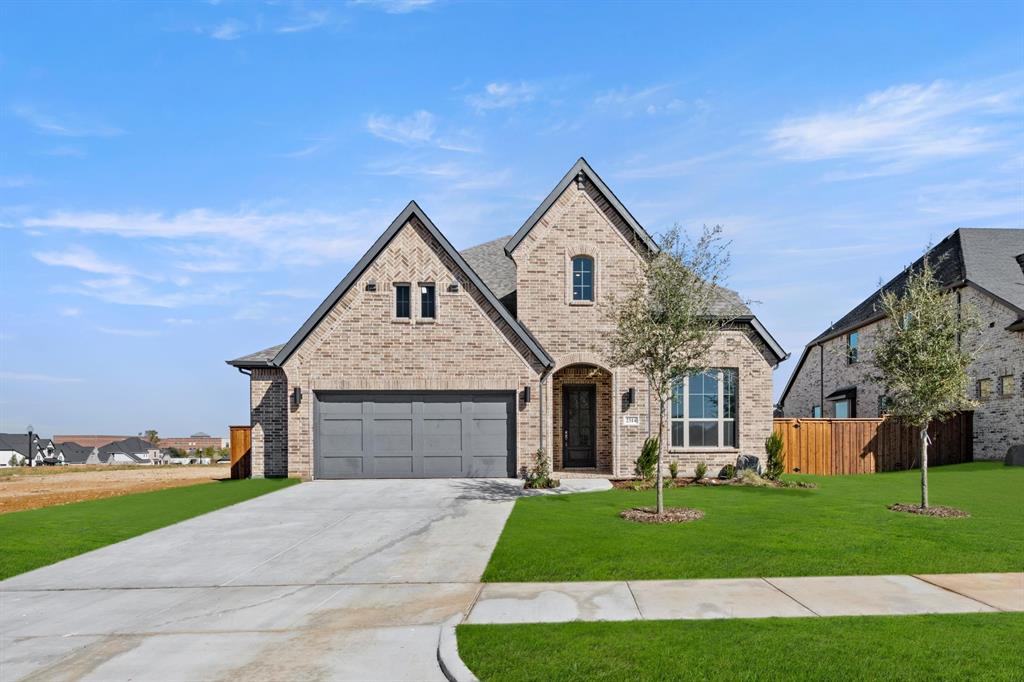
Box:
458;613;1024;681
484;462;1023;581
0;478;297;580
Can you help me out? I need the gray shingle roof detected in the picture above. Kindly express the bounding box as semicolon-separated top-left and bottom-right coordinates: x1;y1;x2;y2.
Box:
460;235;516;299
99;437;156;455
57;442;94;464
808;227;1023;345
227;343;285;368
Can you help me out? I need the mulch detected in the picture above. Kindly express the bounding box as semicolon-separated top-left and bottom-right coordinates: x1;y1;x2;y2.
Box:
619;506;705;524
888;503;970;518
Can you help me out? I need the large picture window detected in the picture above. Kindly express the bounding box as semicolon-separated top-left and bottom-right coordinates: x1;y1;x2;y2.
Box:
670;368;738;448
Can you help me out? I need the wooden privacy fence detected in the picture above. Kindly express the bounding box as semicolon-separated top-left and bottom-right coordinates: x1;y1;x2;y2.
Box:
773;412;973;476
229;425;252;479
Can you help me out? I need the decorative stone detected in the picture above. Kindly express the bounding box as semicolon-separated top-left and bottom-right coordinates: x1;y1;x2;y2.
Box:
1005;444;1024;466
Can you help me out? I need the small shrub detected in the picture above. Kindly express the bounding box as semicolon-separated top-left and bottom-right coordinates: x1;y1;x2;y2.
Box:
635;437;659;481
668;461;679;480
720;463;736;479
764;431;785;480
694;461;707;481
524;449;560;489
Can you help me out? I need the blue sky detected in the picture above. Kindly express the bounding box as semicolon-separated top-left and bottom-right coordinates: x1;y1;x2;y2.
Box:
1;0;1021;437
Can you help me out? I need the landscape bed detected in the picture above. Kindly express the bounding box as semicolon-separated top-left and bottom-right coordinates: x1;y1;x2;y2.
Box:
457;612;1024;681
0;478;297;580
483;462;1022;581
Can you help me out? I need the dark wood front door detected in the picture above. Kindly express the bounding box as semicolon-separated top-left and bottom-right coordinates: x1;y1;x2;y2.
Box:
563;385;596;468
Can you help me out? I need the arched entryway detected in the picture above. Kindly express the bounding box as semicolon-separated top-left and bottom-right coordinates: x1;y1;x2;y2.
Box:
551;363;613;472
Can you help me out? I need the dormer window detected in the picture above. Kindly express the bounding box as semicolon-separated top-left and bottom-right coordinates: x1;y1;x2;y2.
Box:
572;256;594;301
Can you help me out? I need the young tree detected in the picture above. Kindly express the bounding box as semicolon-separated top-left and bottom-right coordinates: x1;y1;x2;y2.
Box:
608;224;739;514
873;259;976;509
144;429;160;447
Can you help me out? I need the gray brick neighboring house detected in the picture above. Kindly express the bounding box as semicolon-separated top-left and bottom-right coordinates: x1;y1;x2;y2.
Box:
779;228;1024;460
228;158;788;480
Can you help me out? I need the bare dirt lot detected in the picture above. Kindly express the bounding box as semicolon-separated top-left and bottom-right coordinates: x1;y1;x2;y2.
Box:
0;465;230;514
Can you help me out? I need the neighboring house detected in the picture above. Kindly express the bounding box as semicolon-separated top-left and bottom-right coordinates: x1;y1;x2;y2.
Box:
779;228;1024;460
96;437;159;465
0;433;54;466
228;158;787;480
56;442;98;465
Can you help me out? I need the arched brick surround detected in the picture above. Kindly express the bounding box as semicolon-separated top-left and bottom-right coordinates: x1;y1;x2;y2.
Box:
552;363;614;473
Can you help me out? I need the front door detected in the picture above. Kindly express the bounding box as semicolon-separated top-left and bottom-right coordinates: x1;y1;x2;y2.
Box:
563;385;596;468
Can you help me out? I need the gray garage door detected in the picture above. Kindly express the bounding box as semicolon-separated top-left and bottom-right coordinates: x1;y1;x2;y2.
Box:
315;391;516;479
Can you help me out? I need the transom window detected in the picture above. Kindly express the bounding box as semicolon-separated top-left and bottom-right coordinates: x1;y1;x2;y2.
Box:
394;283;411;318
670;368;738;448
420;283;436;319
572;256;593;301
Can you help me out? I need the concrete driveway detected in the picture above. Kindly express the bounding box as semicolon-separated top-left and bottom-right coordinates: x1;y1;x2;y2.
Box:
1;478;523;681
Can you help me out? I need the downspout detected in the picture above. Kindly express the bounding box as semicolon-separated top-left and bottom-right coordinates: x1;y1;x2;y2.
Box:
819;344;824;414
538;367;552;453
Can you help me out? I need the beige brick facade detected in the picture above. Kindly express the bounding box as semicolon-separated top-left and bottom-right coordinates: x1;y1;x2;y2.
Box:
246;163;783;479
781;285;1024;460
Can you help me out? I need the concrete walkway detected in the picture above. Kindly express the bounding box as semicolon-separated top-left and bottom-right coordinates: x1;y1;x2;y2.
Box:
465;573;1024;624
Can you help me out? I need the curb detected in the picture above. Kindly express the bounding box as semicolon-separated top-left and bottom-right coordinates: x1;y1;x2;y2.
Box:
437;614;479;682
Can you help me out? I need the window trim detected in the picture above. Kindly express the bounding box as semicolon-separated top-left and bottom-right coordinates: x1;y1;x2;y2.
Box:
393;282;411;321
571;254;595;304
418;282;437;321
669;368;739;451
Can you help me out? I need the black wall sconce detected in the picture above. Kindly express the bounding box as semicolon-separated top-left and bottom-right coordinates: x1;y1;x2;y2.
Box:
292;386;302;407
624;387;635;408
522;386;531;403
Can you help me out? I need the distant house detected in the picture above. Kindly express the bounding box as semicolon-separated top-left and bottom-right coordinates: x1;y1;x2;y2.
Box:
157;434;226;453
0;433;55;466
55;442;98;465
96;437;159;465
779;228;1024;460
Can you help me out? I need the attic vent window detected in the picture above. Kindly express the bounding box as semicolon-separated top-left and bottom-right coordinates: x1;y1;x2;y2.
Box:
447;282;460;293
576;171;586;189
365;281;377;292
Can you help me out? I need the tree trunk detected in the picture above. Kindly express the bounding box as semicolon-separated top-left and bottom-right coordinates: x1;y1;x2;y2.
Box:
919;425;929;509
656;398;665;515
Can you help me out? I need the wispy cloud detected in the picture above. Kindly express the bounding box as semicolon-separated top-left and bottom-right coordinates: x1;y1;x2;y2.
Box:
96;326;161;337
0;371;83;384
366;110;437;145
0;175;35;188
40;145;87;158
277;9;330;33
32;245;136;276
209;19;246;40
164;317;196;325
13;106;124;137
466;82;537;111
58;307;81;317
769;76;1023;174
278;137;333;158
592;84;691;117
351;0;435;14
261;288;319;299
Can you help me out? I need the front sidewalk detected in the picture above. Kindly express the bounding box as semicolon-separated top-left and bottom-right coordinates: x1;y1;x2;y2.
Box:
464;572;1023;624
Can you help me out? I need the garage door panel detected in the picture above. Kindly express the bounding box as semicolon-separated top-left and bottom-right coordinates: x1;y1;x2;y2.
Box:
315;391;514;479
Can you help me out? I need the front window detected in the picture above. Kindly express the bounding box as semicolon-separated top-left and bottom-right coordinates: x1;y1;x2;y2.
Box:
670;368;738;448
847;331;859;364
394;284;410;318
572;256;593;301
999;375;1014;397
420;283;436;319
834;399;851;419
812;405;822;418
977;378;992;399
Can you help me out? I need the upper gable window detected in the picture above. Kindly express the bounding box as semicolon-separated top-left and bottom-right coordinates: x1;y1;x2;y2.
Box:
846;331;859;364
394;283;411;319
420;283;436;319
572;256;594;301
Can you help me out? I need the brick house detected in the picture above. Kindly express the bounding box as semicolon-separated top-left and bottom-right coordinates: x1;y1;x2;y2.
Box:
228;158;787;479
778;228;1024;460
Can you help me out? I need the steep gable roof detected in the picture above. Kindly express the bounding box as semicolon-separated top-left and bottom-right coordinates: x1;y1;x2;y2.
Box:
504;157;658;256
460;235;516;299
779;227;1024;407
100;437;156;455
228;202;553;370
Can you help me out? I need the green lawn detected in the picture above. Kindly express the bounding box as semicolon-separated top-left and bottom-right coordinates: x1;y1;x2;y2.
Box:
0;478;297;580
484;462;1023;581
458;613;1024;681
